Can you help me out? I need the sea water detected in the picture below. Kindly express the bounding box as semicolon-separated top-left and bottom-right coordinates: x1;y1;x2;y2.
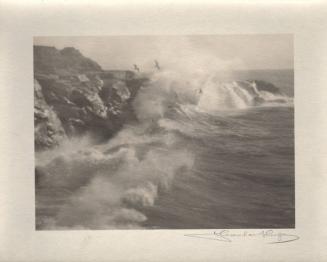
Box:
35;69;294;229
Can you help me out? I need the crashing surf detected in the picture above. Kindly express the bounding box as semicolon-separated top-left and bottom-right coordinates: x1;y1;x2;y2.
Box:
35;69;292;229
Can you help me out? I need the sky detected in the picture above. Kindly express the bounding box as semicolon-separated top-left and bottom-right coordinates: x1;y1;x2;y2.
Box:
34;35;293;71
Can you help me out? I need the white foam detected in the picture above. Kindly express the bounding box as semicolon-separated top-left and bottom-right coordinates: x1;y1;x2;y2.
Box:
36;68;291;229
36;123;194;229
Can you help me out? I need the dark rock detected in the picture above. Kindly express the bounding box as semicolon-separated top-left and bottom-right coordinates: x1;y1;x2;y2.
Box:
251;80;281;94
34;79;66;150
34;45;102;76
34;45;147;150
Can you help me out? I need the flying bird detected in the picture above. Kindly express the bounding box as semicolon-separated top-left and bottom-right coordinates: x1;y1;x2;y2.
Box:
154;60;161;70
133;64;140;72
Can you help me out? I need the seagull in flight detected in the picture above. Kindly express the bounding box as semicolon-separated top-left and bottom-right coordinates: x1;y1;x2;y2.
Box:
133;64;140;72
154;60;161;70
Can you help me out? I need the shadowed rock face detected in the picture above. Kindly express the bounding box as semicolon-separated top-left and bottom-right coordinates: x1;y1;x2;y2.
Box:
34;46;147;150
34;79;66;150
252;80;281;94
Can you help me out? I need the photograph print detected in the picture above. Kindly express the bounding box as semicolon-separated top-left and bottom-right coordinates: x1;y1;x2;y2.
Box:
34;35;294;230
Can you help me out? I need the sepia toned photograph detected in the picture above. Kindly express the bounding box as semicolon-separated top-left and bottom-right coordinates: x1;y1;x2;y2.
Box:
34;35;294;230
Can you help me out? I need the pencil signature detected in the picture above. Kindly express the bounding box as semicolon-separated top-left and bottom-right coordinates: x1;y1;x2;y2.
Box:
185;230;299;244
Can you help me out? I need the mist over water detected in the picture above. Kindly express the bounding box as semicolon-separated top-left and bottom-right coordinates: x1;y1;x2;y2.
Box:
36;66;294;229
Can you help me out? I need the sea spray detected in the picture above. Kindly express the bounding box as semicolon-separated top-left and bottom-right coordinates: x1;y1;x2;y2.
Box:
36;69;292;229
36;122;194;229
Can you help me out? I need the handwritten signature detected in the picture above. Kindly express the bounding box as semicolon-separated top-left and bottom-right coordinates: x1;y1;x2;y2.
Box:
185;230;299;244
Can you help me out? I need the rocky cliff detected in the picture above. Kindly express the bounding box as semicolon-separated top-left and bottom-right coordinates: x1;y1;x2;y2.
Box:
34;45;147;150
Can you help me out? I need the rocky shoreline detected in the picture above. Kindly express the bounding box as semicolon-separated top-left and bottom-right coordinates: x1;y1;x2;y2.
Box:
34;45;148;150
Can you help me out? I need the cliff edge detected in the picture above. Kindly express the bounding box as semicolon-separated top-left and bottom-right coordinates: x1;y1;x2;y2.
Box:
34;45;147;150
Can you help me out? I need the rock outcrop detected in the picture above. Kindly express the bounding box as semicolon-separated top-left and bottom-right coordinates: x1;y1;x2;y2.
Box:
34;46;102;75
34;45;147;150
34;79;66;150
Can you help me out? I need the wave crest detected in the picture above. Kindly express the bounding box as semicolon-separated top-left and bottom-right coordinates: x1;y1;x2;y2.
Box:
36;124;194;229
36;69;291;229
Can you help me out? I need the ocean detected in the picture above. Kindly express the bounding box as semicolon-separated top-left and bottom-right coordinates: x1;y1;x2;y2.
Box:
35;69;294;229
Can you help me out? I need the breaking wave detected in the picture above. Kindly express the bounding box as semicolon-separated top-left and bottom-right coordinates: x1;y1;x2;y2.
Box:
135;71;292;116
36;69;292;229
